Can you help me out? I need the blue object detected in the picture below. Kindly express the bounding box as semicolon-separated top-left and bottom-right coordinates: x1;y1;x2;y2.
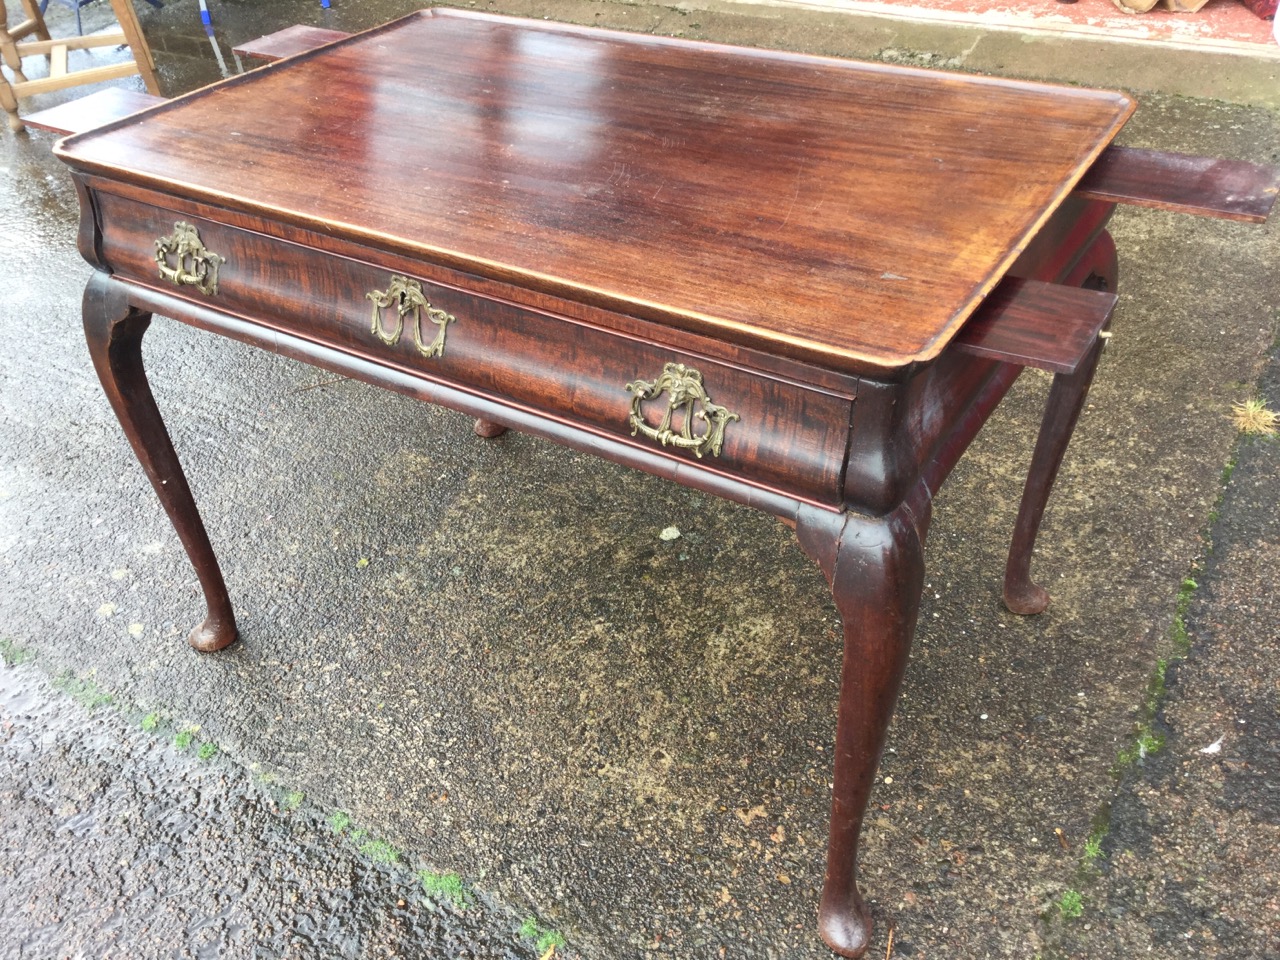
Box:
321;0;331;8
39;0;163;37
199;0;210;26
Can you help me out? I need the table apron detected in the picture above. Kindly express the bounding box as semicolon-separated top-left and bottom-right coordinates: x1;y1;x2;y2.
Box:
90;189;857;511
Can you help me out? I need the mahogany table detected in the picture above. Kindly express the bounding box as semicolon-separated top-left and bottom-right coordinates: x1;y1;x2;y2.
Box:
54;11;1278;956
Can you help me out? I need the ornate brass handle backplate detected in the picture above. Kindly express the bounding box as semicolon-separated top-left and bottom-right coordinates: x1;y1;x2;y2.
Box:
366;275;454;358
155;222;223;296
626;362;739;459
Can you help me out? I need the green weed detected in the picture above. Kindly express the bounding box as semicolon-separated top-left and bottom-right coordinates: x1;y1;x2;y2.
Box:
1057;889;1084;920
1116;724;1165;766
358;838;399;865
1170;576;1198;658
1137;727;1164;758
197;742;218;760
52;672;113;709
1112;576;1199;776
327;810;351;833
282;790;305;811
0;638;36;665
141;712;160;732
174;730;194;750
520;916;567;952
1068;803;1112;889
418;870;470;908
1083;834;1103;862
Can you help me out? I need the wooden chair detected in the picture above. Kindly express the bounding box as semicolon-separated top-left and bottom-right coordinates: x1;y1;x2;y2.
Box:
39;0;164;39
1;0;160;132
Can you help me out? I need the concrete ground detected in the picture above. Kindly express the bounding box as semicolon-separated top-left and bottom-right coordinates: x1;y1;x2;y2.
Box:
1;1;1278;958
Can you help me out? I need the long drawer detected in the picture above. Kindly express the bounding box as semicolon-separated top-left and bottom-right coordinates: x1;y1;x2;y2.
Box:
93;192;854;507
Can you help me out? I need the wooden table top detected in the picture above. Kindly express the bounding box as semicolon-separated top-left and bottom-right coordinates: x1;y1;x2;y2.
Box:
57;9;1133;376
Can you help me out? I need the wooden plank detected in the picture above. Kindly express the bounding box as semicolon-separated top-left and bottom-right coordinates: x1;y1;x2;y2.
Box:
9;16;47;43
232;25;351;63
1076;145;1280;223
50;43;67;80
15;32;128;56
953;277;1116;375
22;87;164;136
15;59;140;98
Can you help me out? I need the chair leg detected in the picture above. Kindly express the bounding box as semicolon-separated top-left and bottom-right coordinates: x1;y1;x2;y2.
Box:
0;73;23;131
0;2;27;125
0;10;31;85
20;0;51;42
109;0;159;93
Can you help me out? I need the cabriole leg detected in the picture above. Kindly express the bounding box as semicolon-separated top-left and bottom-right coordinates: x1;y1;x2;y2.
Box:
1003;231;1118;615
83;271;238;651
796;502;927;958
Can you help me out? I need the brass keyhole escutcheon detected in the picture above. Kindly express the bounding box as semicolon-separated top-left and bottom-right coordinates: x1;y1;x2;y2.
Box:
625;362;739;459
155;222;224;296
366;275;454;358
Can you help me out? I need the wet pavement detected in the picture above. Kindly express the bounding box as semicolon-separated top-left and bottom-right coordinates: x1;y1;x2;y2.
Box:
1;1;1279;959
1049;344;1280;959
0;664;536;959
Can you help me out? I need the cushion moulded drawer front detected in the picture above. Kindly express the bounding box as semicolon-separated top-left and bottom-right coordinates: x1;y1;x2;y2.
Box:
92;192;854;507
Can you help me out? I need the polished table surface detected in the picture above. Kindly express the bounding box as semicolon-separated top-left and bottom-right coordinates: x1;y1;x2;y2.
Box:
58;8;1132;377
58;11;1260;958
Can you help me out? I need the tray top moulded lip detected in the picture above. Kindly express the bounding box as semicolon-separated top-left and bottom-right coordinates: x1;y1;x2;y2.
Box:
57;9;1134;378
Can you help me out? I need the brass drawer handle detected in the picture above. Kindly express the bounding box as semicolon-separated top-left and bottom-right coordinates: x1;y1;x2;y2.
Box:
366;275;454;358
155;222;224;296
626;362;739;459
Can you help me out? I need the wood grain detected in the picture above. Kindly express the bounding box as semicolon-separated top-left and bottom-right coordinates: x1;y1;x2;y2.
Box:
232;25;351;63
94;191;854;506
1076;145;1280;223
22;88;164;137
953;277;1116;374
56;9;1134;377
